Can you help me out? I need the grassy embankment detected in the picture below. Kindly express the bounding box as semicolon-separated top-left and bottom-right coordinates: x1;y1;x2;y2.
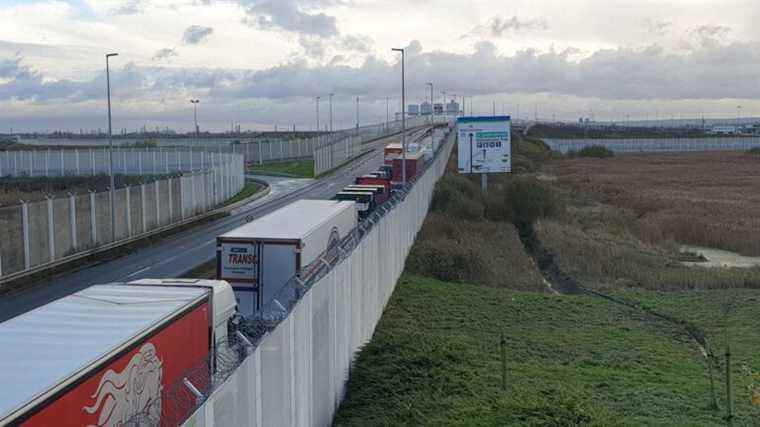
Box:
248;159;314;178
334;134;760;425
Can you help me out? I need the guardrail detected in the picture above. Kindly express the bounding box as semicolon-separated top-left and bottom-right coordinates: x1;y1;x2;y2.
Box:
172;121;456;427
543;136;760;154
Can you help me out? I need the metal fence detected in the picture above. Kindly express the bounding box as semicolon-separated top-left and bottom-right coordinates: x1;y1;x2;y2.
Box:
177;121;456;427
543;136;760;154
313;115;450;176
0;151;245;280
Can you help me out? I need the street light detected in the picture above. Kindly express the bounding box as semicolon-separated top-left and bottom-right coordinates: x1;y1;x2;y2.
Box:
328;93;334;133
106;52;118;243
426;82;433;124
355;97;360;130
392;47;406;184
386;96;390;130
441;91;447;117
190;99;200;139
315;96;321;132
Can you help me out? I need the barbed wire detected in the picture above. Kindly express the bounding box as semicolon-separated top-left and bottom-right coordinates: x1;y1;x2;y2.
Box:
122;122;455;426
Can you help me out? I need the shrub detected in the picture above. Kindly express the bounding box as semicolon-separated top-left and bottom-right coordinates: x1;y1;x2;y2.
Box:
430;175;485;221
493;177;562;225
576;145;614;158
747;147;760;155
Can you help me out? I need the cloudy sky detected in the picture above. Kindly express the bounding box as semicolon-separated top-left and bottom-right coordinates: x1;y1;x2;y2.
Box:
1;0;760;132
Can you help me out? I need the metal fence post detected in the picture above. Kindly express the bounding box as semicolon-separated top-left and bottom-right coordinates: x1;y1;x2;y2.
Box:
59;150;64;176
125;185;132;237
141;183;147;234
168;177;174;222
69;193;77;251
46;196;55;261
155;180;161;227
90;190;97;245
21;200;30;270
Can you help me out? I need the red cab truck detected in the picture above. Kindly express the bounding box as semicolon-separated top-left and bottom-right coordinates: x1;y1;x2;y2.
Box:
217;199;357;317
355;174;391;194
391;151;425;183
0;279;237;427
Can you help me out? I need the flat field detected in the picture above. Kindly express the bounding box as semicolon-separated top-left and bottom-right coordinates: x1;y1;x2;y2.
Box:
543;151;760;257
334;275;760;426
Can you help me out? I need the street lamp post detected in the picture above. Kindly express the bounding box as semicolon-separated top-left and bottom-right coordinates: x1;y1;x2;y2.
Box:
329;93;334;133
426;82;433;124
190;99;200;139
355;97;360;130
392;48;406;184
106;52;118;243
315;96;321;133
442;91;447;117
386;96;390;130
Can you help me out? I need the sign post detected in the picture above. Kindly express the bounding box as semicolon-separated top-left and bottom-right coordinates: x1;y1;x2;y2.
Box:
456;116;512;192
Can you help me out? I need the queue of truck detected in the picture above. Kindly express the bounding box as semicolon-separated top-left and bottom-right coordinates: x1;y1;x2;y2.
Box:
0;128;440;426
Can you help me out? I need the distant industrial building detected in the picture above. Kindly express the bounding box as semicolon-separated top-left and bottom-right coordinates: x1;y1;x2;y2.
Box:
420;101;432;115
446;100;460;114
408;104;420;116
434;103;443;115
709;125;739;135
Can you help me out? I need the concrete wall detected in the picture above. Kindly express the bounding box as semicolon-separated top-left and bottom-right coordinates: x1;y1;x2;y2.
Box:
181;123;456;427
0;151;245;280
313;115;446;176
544;136;760;154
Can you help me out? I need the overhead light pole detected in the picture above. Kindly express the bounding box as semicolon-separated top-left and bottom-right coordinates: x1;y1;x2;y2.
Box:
442;90;447;117
392;47;406;184
426;82;433;124
315;96;321;132
329;93;334;133
106;52;118;243
190;99;200;140
386;96;390;130
355;96;360;130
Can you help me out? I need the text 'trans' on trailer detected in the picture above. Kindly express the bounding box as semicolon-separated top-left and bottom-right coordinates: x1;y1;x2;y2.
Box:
216;199;357;317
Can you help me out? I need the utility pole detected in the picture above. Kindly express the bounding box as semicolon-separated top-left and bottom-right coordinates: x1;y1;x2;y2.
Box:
190;99;200;140
315;96;321;132
106;52;118;243
426;82;433;125
392;48;406;184
386;96;390;129
329;93;334;133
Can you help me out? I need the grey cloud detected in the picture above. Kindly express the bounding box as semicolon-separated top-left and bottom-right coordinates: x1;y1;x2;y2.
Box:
240;0;339;37
644;19;671;36
113;0;146;15
5;39;760;131
339;34;373;53
465;16;548;39
689;25;730;46
152;48;178;61
183;25;214;45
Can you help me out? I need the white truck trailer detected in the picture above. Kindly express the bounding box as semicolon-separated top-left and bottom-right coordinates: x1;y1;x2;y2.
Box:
217;199;357;317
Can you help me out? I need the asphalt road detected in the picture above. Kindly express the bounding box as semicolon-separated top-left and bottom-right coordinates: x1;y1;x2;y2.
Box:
0;128;428;323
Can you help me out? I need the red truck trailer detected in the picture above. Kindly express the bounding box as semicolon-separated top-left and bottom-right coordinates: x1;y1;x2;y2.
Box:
391;151;424;183
355;174;391;194
383;143;404;165
0;279;237;427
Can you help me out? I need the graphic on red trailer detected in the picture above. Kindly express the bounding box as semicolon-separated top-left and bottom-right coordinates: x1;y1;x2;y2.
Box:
82;342;163;427
22;303;209;427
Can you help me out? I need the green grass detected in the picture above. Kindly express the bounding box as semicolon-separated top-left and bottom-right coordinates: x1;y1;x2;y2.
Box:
248;159;314;178
334;275;760;426
223;180;264;206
